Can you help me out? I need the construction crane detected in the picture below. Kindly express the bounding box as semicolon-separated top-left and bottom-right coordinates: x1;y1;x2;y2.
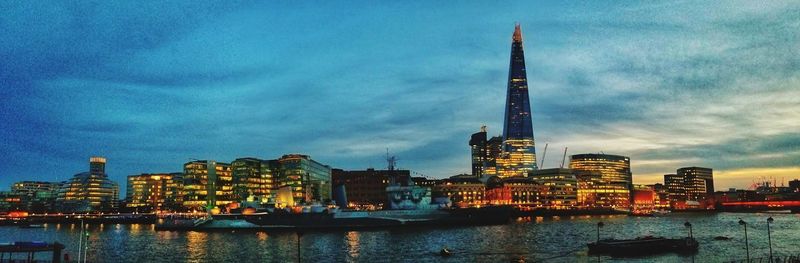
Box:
539;143;548;168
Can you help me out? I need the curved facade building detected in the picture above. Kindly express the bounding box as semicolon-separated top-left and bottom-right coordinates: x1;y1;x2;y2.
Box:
57;157;119;212
569;154;632;209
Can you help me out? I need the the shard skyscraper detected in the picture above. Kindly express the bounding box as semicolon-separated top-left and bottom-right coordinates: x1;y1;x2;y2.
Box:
497;24;537;178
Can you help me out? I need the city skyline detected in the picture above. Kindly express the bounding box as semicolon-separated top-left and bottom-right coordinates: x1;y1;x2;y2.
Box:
2;2;800;192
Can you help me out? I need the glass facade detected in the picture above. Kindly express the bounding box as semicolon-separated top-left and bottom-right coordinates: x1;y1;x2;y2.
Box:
498;24;537;178
231;158;275;203
126;173;182;212
570;154;632;209
469;128;488;178
181;160;233;211
277;154;332;204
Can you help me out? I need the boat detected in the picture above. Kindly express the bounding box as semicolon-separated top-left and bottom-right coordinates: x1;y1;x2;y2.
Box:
588;236;698;256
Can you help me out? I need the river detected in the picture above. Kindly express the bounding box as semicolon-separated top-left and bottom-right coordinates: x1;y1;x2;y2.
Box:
1;212;798;262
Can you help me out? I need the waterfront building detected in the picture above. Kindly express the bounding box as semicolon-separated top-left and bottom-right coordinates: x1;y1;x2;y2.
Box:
503;176;541;206
57;157;120;212
125;173;182;212
678;167;714;201
664;173;686;205
231;157;275;204
0;191;23;212
469;126;489;178
529;168;578;209
331;168;407;207
648;183;670;209
276;154;332;204
632;186;656;214
496;24;537;178
433;174;486;207
181;160;233;211
570;154;632;209
11;181;59;212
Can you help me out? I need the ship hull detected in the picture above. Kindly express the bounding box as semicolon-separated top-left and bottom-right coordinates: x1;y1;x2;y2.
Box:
242;206;512;229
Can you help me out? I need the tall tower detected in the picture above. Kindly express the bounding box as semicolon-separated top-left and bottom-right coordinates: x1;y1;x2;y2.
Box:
497;24;537;177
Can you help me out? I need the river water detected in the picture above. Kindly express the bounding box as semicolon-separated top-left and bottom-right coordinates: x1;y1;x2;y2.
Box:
1;212;798;262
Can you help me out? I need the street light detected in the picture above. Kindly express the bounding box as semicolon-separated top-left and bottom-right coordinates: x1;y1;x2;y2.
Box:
296;231;304;263
767;217;774;262
596;222;604;242
738;219;749;262
684;221;693;238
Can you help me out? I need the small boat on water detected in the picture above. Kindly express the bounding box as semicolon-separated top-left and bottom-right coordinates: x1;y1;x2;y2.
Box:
588;236;698;256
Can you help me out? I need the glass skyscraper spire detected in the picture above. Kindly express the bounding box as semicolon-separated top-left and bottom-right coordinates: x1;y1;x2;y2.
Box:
497;24;537;178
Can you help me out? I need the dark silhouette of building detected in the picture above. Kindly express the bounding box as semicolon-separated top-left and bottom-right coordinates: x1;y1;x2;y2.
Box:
790;179;800;192
497;24;537;178
469;126;489;177
331;168;409;207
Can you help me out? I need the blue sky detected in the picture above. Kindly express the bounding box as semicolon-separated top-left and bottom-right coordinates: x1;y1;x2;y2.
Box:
2;1;799;194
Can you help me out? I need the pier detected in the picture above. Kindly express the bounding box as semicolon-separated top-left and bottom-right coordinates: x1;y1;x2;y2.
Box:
0;242;64;263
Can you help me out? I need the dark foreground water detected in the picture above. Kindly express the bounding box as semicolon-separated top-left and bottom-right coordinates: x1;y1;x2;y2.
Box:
1;212;798;262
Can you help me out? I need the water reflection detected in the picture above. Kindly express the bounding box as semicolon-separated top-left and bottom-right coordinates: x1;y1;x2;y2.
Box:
186;231;208;261
1;213;797;262
345;231;360;260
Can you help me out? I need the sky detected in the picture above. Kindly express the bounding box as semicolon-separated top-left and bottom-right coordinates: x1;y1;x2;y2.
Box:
1;1;799;195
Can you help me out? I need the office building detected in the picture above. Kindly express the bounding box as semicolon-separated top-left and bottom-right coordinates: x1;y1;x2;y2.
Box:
678;167;714;201
231;158;275;203
57;157;120;212
331;168;408;207
181;160;233;211
570;154;632;209
276;154;332;204
433;174;486;207
11;181;59;212
496;24;538;178
530;168;578;209
469;126;489;178
125;173;182;212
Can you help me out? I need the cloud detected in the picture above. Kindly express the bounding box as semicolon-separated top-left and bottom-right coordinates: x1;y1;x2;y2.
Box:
1;2;799;195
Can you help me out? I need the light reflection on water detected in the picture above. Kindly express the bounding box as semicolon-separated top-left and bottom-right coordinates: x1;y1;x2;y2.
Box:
0;212;798;262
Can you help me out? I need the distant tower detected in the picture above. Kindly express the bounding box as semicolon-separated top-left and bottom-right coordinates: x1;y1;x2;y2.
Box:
90;156;106;175
469;126;488;178
497;24;537;177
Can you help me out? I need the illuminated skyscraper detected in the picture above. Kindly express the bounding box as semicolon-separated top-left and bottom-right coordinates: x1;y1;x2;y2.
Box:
570;154;632;209
497;24;537;178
